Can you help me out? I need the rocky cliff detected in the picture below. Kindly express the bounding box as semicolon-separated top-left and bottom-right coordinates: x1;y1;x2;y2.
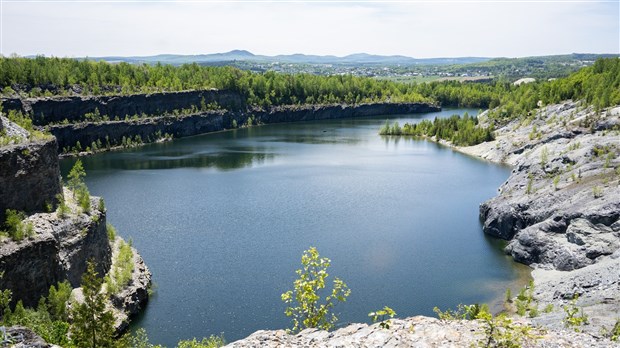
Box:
0;188;111;307
0;138;62;223
1;89;245;125
459;101;620;335
464;102;620;271
0;117;151;329
48;102;440;153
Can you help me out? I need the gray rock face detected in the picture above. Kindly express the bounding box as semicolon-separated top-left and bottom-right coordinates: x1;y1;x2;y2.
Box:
0;192;111;307
0;90;245;125
530;256;620;336
109;240;152;333
466;102;620;271
48;102;440;153
0;115;30;139
0;137;62;224
225;316;615;348
2;326;51;347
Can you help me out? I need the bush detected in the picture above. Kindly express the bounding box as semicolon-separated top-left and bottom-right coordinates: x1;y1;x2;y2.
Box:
105;240;134;295
281;247;351;332
56;194;70;218
176;335;226;348
3;209;34;241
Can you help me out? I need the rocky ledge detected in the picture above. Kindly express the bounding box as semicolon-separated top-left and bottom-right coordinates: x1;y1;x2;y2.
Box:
459;101;620;335
226;316;614;347
109;237;152;332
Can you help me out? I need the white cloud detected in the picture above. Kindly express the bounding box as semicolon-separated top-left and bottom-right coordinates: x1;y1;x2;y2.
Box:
1;1;618;57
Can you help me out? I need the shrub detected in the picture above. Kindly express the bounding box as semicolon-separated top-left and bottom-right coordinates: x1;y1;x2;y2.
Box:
368;306;396;329
3;209;34;241
281;247;351;332
105;240;134;295
106;223;117;241
176;335;226;348
56;194;70;218
563;295;589;331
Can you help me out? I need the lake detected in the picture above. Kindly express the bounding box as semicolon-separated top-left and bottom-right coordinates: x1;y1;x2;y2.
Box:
60;108;530;346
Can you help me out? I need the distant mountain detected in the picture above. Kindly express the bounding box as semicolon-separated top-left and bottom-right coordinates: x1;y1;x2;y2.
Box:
91;50;492;66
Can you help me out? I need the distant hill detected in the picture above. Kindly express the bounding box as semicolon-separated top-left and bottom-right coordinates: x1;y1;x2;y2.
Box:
90;50;491;66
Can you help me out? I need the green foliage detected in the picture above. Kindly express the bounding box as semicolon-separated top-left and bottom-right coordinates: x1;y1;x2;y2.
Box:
176;335;226;348
67;159;92;213
47;280;72;322
434;303;489;321
514;281;536;317
98;197;106;212
540;146;549;167
67;159;86;193
70;261;116;348
2;209;34;241
0;56;431;107
504;288;512;304
543;304;554;313
105;240;135;295
476;310;537;348
563;295;589;331
434;302;538;347
123;328;164;348
592;186;603;198
56;193;70;218
526;173;534;194
0;288;12;320
368;306;396;329
281;247;351;332
107;222;117;241
381;114;494;146
611;319;620;341
0;281;73;346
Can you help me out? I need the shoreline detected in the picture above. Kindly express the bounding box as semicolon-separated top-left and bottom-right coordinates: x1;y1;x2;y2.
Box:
458;102;620;335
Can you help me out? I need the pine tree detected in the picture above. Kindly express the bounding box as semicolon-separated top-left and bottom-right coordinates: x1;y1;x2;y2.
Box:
70;261;115;348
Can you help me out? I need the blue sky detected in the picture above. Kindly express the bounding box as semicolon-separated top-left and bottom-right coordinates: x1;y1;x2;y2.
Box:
1;0;618;58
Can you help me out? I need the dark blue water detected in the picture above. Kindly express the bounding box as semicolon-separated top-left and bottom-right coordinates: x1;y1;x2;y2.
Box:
60;109;529;346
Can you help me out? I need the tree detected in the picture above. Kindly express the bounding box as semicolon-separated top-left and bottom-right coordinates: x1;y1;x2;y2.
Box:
67;159;87;194
70;261;115;348
67;159;91;213
281;247;351;332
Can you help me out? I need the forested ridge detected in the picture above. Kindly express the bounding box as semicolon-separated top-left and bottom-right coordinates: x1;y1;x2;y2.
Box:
0;56;618;118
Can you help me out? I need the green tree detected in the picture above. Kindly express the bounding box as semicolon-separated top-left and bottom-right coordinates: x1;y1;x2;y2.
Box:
47;280;72;321
67;159;91;213
281;247;351;332
70;261;116;348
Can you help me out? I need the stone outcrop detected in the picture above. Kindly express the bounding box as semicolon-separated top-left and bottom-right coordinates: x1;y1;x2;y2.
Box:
0;117;150;328
109;239;152;332
467;102;620;271
0;137;62;230
455;102;620;336
225;316;615;348
0;189;111;307
1;90;245;125
48;102;440;153
1;326;52;348
0;114;30;139
530;253;620;336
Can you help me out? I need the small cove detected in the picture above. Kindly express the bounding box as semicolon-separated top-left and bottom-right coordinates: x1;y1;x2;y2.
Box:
60;108;530;346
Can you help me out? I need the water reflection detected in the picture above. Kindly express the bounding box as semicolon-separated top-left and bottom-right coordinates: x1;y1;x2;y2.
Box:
61;148;275;172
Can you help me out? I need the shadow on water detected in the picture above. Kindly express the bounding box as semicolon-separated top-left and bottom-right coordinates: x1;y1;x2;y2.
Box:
60;145;276;172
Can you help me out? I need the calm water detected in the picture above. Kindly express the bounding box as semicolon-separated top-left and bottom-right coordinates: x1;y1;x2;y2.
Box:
60;109;529;346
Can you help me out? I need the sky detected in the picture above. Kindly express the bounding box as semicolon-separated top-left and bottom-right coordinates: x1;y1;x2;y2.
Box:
0;0;618;58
